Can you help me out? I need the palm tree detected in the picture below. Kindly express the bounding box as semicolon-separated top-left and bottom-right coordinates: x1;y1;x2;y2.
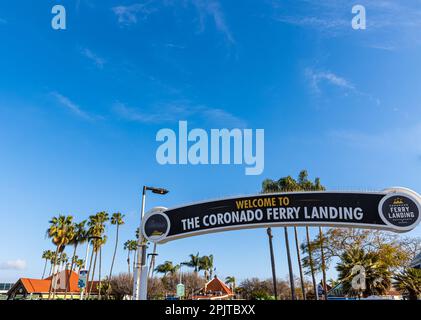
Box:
262;170;326;300
393;268;421;300
124;240;137;278
109;213;125;281
87;211;109;299
65;220;87;298
183;253;201;274
199;255;214;281
41;250;53;279
155;261;179;277
336;247;391;298
46;215;75;299
225;276;236;295
75;259;84;271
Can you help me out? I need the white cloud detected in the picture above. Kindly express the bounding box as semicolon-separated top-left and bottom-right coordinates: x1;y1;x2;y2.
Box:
80;48;106;69
305;68;354;93
113;100;246;127
50;92;95;120
0;259;26;270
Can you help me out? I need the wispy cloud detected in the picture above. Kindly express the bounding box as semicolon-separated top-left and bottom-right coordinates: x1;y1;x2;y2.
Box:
80;48;106;69
113;100;246;127
270;0;421;48
0;259;26;270
111;1;234;44
192;0;235;44
305;68;380;105
305;68;354;93
112;2;156;26
50;92;96;120
0;18;7;24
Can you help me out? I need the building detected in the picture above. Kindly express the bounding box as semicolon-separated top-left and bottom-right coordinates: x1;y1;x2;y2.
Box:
410;253;421;269
0;283;14;300
192;277;234;300
7;270;99;300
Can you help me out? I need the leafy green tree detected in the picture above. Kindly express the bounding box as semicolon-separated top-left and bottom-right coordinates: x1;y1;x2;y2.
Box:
225;276;236;294
393;268;421;300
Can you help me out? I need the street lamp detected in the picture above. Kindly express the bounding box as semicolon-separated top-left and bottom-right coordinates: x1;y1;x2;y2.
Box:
133;186;169;300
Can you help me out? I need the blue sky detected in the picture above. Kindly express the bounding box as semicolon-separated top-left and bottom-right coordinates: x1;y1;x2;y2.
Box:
1;0;421;284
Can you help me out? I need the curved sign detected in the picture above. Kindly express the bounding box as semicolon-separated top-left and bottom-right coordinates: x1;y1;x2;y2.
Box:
142;187;421;243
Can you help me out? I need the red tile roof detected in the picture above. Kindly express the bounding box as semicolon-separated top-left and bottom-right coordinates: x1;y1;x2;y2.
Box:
12;271;99;294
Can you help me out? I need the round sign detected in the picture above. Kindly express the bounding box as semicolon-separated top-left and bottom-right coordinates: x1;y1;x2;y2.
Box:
378;193;421;232
142;208;170;242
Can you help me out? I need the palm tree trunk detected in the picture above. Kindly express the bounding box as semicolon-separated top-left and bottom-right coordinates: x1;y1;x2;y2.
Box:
266;228;278;299
109;225;119;281
294;227;306;300
319;227;328;300
88;251;98;299
42;258;47;279
64;244;78;299
284;227;296;300
127;251;131;278
48;262;53;277
48;245;60;300
86;243;95;299
306;226;318;300
98;246;102;300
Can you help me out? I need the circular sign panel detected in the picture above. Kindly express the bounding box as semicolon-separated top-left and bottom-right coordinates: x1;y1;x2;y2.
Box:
378;193;421;231
142;209;170;242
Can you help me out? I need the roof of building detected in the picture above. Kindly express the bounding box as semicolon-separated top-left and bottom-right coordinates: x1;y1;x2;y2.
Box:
8;271;99;295
192;276;234;300
204;277;233;295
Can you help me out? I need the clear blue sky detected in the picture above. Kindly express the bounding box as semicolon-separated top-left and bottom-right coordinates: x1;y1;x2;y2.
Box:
1;0;421;284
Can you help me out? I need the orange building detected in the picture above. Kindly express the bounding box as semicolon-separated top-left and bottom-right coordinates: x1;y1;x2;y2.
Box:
7;270;99;300
192;277;234;300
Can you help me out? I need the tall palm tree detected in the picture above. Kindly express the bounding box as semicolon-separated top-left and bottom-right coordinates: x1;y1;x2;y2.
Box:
262;170;325;300
87;211;109;299
109;213;125;281
305;226;318;299
75;259;84;271
183;253;201;274
41;250;53;279
65;220;87;298
124;239;137;278
46;215;75;299
393;268;421;300
225;276;236;295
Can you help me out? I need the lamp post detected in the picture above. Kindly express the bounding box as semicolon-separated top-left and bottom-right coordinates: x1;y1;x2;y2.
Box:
133;186;169;300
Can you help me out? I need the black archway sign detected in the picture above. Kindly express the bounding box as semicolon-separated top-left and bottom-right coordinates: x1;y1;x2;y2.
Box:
142;187;421;243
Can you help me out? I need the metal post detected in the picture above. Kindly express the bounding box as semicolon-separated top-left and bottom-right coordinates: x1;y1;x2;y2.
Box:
133;187;146;300
80;239;90;300
306;226;319;300
319;227;328;300
266;228;278;299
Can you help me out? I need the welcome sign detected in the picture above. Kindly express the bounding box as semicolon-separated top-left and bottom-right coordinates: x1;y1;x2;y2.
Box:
142;188;421;243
